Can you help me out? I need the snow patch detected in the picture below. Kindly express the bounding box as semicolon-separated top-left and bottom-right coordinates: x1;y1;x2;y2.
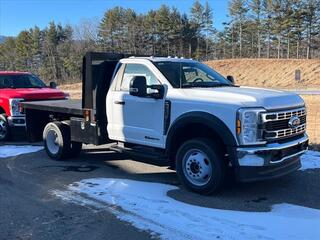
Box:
54;178;320;240
300;150;320;170
0;145;43;158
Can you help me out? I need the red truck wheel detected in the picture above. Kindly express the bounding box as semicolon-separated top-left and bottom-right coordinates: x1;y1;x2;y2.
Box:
0;114;10;141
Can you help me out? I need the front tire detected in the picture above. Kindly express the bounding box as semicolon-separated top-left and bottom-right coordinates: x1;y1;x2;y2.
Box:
43;122;71;160
0;114;10;141
175;138;226;195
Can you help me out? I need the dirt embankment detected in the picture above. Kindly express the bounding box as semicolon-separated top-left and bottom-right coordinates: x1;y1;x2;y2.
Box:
60;82;82;99
206;59;320;89
61;58;320;99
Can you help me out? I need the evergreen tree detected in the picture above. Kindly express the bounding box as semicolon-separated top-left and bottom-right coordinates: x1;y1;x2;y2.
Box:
229;0;248;58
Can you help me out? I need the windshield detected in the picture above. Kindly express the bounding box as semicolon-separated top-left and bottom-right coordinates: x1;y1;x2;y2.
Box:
154;61;232;88
0;74;47;89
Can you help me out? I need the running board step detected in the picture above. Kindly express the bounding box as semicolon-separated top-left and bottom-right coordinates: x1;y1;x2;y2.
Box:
109;143;169;163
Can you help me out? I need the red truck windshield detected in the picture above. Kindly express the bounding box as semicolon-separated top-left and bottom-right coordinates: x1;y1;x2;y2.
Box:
0;74;47;89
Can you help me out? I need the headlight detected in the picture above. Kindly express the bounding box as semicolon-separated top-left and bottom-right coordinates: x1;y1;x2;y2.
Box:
9;98;24;116
237;108;266;145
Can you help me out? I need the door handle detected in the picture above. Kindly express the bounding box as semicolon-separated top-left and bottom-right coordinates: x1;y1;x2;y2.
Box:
114;101;125;105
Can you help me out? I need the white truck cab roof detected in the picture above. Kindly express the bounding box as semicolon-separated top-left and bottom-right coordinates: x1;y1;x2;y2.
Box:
122;56;196;63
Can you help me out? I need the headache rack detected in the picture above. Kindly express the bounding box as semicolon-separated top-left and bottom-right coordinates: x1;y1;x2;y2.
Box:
261;107;307;141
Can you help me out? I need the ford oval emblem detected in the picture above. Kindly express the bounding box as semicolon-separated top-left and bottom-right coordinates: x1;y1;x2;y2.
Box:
288;116;300;128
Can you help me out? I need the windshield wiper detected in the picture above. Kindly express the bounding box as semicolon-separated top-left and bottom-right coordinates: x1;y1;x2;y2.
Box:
182;83;233;88
211;83;233;88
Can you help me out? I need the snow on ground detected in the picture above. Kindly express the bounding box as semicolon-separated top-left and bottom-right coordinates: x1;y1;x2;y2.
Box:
54;178;320;240
300;150;320;170
0;145;43;158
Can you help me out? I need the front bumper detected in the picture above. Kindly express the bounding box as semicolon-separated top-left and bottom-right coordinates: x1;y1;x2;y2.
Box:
7;116;26;127
234;133;308;182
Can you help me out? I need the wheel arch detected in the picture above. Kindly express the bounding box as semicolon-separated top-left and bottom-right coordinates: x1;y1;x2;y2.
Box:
165;111;238;167
0;106;6;114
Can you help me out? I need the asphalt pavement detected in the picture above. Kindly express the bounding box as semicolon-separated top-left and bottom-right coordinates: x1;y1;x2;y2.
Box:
0;142;320;240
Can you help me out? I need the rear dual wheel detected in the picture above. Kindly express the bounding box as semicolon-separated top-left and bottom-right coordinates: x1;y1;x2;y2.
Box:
43;121;82;160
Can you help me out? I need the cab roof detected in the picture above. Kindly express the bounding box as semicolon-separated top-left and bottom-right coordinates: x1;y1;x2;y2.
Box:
123;56;196;63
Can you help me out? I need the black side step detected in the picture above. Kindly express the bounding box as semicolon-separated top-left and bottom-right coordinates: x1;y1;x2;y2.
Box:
109;143;169;165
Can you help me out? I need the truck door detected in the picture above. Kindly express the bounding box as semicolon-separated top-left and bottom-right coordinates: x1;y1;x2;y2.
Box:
108;63;165;148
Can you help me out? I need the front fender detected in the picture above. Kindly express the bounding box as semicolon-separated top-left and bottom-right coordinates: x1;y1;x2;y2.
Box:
167;111;237;147
165;111;238;164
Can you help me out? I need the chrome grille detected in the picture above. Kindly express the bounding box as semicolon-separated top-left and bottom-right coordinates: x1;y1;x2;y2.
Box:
261;107;306;141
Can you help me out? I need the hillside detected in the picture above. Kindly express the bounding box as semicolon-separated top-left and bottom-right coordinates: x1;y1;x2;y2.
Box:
205;59;320;89
0;35;7;43
61;58;320;99
61;59;320;98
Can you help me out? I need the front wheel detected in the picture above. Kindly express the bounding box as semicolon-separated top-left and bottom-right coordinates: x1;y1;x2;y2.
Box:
175;138;226;195
0;114;10;141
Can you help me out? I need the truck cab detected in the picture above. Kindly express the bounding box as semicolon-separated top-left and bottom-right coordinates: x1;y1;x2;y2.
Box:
22;53;308;194
0;71;68;140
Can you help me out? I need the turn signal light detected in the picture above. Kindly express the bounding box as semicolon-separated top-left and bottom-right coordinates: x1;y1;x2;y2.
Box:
83;109;91;122
236;119;241;134
18;103;24;114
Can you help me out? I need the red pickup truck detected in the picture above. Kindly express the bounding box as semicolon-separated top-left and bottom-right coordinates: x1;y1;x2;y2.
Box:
0;71;68;140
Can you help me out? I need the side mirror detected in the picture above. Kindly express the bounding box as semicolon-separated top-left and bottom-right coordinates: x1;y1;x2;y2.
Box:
226;75;235;84
49;81;57;89
129;76;165;99
129;76;147;97
148;84;165;99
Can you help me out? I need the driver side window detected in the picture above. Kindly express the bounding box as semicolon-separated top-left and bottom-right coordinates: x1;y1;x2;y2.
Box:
120;64;159;91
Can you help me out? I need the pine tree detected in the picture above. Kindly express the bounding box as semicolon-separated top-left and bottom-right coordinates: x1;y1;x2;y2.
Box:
191;0;204;59
229;0;248;58
203;1;214;60
249;0;263;57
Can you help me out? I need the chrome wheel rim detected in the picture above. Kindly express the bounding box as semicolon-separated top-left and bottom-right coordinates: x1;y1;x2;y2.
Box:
0;119;8;140
182;149;212;187
46;129;60;154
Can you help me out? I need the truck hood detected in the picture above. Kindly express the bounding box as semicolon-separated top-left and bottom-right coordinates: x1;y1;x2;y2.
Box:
181;86;304;110
2;88;67;100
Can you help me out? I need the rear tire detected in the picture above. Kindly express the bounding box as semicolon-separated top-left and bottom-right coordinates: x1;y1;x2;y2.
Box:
175;138;226;195
43;122;70;160
0;114;10;141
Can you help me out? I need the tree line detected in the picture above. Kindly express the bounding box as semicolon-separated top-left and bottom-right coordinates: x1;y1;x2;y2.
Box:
0;0;319;84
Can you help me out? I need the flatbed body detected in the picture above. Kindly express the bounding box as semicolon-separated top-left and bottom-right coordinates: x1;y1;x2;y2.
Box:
21;52;123;145
22;99;83;116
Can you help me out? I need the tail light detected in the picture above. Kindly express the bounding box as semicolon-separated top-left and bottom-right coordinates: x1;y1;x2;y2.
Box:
83;109;91;122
